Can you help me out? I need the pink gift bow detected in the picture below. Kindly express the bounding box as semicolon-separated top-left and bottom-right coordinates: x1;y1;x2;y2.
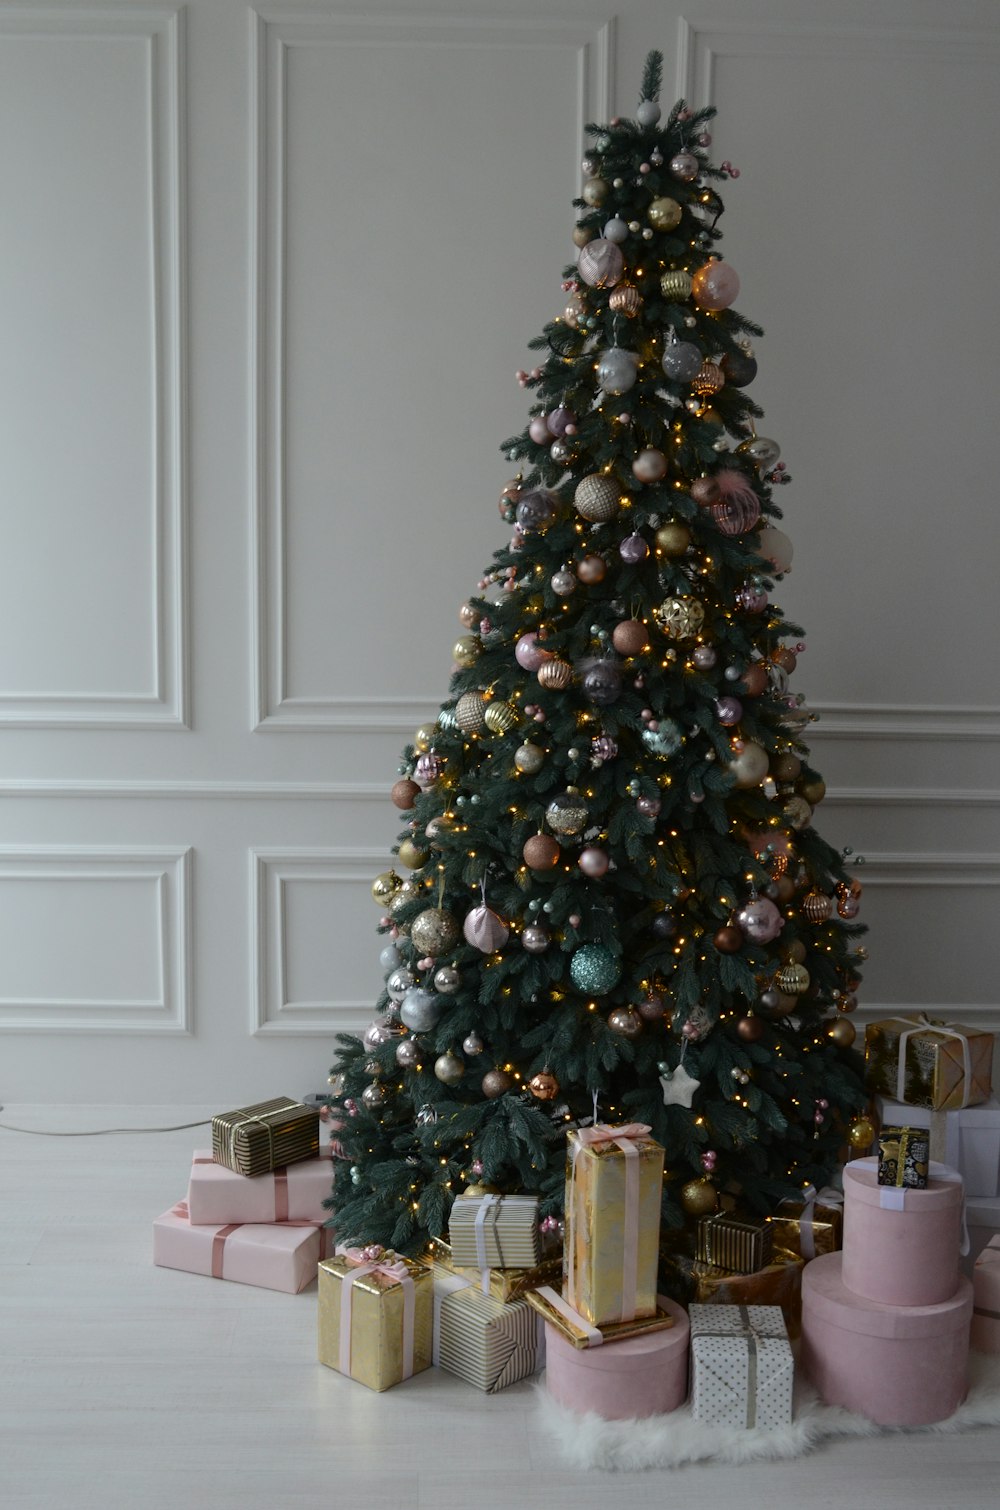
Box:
569;1123;652;1324
335;1244;416;1380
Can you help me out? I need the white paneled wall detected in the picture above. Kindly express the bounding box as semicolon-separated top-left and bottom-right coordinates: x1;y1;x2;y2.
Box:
1;0;997;1102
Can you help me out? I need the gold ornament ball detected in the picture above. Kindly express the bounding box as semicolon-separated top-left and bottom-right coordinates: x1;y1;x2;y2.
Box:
371;869;401;906
775;962;810;995
607;1005;644;1039
648;196;683;231
572;224;594;249
655;522;691;557
410;907;461;957
481;1068;514;1099
660;269;693;300
396;838;429;870
785;939;807;965
784;795;813;831
462;1181;501;1197
848;1114;876;1151
771;752;802;781
609;283;642;316
389;878;422;917
452;635;480;668
582;176;610;206
413;722;437;752
537;658;573;690
484;699;518;735
455;691;488;734
528;1070;561;1101
800;776;827;805
653;596;705;639
459;601;480;629
390;778;420;811
827;1016;857;1049
680;1178;719;1217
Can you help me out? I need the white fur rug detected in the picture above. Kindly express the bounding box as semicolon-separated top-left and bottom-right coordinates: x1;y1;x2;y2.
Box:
537;1352;1000;1471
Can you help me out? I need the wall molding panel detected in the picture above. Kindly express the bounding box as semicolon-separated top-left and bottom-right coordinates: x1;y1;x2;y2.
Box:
248;8;614;732
0;5;188;729
0;845;191;1033
250;846;387;1035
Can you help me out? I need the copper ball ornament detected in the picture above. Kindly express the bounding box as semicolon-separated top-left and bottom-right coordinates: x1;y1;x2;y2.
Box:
537;658;573;690
528;1070;561;1101
655;521;691;556
691;259;740;310
577;554;606;584
391;779;420;810
680;1178;719;1216
523;833;561;870
691;360;724;397
609;283;642;316
612;619;649;656
827;1017;857;1049
410;907;460;957
740;663;768;697
637;992;666;1021
802;892;833;923
736;1014;765;1042
607;1005;644;1039
455;691;488;734
714;925;744;954
690;475;721;507
482;1068;514;1099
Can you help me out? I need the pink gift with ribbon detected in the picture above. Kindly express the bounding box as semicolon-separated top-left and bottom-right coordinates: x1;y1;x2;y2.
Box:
186;1148;333;1226
564;1123;664;1328
152;1201;330;1293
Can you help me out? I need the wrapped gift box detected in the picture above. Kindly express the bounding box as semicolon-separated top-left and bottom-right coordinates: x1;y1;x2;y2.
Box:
448;1192;540;1269
432;1267;542;1392
212;1096;319;1176
865;1018;992;1111
318;1248;432;1392
152;1201;327;1293
877;1126;930;1189
802;1252;971;1425
766;1189;842;1261
659;1247;805;1339
842;1156;963;1308
564;1123;664;1327
689;1303;794;1429
423;1235;561;1302
543;1297;690;1420
527;1284;676;1349
186;1148;332;1225
971;1235;1000;1353
964;1194;1000;1277
875;1095;1000;1198
696;1214;773;1273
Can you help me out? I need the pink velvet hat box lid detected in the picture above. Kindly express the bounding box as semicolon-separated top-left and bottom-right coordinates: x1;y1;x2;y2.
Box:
842;1157;963;1306
544;1296;690;1420
802;1253;971;1426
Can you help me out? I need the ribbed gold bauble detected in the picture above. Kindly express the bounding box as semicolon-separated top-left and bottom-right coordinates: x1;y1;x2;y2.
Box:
660;269;693;300
537;658;573;690
775;962;810;995
802;891;834;924
484;700;518;735
691;360;724;397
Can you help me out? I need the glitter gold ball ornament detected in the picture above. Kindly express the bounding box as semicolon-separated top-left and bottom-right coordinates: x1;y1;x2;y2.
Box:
482;1068;514;1099
582;176;610;206
484;700;518;735
577;237;625;288
775;962;810;995
660;269;693;300
452;635;480;668
523;833;561;870
680;1177;719;1216
410;907;460;957
653;596;705;639
455;691;488;734
648;195;683;230
546;789;589;837
390;778;420;810
513;741;545;774
607;1005;644;1039
726;741;770;788
371;870;401;906
389;878;422;917
691;360;724;397
577;554;606;584
396;838;429;870
434;1051;465;1085
848;1114;876;1150
612;619;649;656
528;1070;561;1101
827;1017;857;1049
537;658;573;690
655;521;691;556
609;283;642;316
802;891;834;924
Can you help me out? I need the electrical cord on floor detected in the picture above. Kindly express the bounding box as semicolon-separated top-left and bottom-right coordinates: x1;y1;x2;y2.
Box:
0;1109;212;1135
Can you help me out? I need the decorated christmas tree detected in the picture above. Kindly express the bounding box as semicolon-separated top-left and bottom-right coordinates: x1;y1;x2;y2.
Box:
326;51;868;1255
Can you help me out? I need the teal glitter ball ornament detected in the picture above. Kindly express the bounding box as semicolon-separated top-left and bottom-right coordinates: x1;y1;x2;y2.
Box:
570;944;622;995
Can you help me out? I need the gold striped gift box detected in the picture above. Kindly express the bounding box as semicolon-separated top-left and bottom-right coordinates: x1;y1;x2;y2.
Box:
212;1096;319;1177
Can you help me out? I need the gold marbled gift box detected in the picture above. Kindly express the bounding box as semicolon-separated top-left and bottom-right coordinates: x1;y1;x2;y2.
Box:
766;1199;842;1260
865;1018;993;1111
563;1127;664;1327
660;1247;805;1339
318;1252;433;1392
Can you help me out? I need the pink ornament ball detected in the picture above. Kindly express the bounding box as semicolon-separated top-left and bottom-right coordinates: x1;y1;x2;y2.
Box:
578;846;610;878
632;448;668;483
715;696;743;726
568;913;582;928
547;407;576;437
529;416;550;444
691;260;740;310
515;632;550;671
577;237;625;289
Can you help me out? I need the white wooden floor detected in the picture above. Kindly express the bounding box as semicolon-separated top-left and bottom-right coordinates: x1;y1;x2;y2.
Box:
2;1105;1000;1510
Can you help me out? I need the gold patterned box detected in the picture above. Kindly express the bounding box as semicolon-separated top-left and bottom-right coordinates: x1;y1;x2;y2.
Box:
865;1017;993;1111
766;1194;842;1261
696;1214;773;1274
318;1249;433;1392
423;1235;562;1302
564;1123;664;1327
526;1284;676;1350
660;1247;805;1339
878;1125;930;1189
212;1096;319;1176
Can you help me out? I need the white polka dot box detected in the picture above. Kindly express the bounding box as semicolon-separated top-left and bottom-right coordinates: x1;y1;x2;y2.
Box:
688;1303;794;1429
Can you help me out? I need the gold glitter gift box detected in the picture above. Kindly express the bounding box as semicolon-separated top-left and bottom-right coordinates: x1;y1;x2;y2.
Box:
660;1247;805;1339
212;1096;319;1177
563;1123;664;1327
318;1248;433;1392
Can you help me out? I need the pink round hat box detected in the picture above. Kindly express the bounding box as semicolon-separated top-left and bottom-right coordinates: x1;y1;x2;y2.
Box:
544;1298;690;1420
842;1157;962;1306
802;1253;971;1426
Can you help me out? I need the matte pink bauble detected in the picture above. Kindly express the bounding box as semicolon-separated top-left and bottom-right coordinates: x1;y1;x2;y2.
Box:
528;416;550;444
735;896;785;944
578;846;610;878
631;448;667;483
691;260;740;310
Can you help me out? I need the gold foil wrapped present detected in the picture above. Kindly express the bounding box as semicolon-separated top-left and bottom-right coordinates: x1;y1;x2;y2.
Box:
766;1188;843;1261
423;1235;562;1302
696;1214;773;1274
865;1016;993;1111
318;1247;433;1392
212;1096;319;1176
564;1123;664;1327
660;1247;805;1339
527;1284;676;1350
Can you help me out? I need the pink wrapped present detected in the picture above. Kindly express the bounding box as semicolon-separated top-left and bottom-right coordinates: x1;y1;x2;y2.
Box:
152;1201;332;1293
971;1234;1000;1353
802;1253;971;1426
543;1296;689;1420
186;1148;333;1226
842;1156;964;1306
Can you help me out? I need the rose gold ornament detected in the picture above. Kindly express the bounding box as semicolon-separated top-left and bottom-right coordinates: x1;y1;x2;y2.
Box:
459;602;481;630
691;360;724;397
607;1006;644;1039
690;475;721;507
609;283;642;316
740;663;768;697
714;925;744;954
537;659;573;690
736;1015;765;1042
577;554;606;584
481;1068;514;1098
527;1070;560;1101
802;891;833;924
523;833;561;870
611;619;649;656
632;448;668;483
391;779;420;810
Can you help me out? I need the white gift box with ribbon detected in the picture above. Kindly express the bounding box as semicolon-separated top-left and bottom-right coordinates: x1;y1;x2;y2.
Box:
689;1303;793;1429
